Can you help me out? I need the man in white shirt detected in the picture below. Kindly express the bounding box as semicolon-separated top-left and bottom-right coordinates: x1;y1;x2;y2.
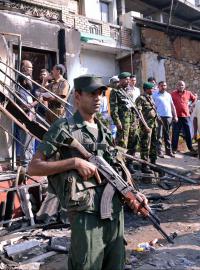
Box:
153;81;178;157
128;74;140;102
193;100;200;159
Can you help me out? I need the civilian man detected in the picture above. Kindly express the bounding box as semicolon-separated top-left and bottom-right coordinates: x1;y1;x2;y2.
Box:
171;81;197;154
153;81;178;157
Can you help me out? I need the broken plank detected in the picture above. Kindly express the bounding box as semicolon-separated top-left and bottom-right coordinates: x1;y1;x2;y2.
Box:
4;240;40;257
21;251;57;264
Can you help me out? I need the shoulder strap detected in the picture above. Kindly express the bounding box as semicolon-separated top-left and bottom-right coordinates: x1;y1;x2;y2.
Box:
67;116;83;143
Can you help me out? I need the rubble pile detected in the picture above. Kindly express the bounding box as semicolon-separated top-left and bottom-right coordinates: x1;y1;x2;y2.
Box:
0;225;71;270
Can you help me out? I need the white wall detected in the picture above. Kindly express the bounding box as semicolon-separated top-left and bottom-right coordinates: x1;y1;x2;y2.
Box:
80;49;119;83
141;51;166;83
66;48;119;88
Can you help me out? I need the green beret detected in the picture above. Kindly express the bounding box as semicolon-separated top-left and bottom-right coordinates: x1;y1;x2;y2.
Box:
74;75;107;92
118;72;131;79
143;82;154;90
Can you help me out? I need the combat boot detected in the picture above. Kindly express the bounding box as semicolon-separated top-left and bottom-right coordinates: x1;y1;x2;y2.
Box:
141;164;153;174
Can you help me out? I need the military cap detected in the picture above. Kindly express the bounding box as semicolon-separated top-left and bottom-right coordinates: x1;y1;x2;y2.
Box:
143;82;154;90
118;72;131;79
109;75;119;83
74;75;107;92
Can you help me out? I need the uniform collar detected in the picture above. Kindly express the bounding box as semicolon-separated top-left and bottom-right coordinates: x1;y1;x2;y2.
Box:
73;111;105;143
73;110;100;128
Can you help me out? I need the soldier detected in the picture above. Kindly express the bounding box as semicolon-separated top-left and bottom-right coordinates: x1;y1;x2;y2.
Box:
136;82;157;173
110;72;139;161
28;75;148;270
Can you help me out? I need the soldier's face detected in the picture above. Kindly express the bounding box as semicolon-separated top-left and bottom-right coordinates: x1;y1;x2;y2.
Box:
146;88;153;95
75;89;103;114
120;78;130;88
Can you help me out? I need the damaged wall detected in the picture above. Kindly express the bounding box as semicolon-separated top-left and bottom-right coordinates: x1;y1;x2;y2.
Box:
140;28;200;94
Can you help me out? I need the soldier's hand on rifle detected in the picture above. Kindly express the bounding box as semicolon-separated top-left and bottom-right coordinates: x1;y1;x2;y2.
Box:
136;192;150;210
74;157;101;183
127;192;150;214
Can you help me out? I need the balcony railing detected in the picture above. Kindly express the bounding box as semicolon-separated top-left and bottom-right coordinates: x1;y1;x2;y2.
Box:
89;21;102;35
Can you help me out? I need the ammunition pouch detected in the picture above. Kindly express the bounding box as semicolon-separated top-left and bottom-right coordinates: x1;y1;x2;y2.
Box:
48;170;96;213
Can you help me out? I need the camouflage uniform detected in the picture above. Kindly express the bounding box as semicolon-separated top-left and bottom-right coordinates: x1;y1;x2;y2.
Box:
38;111;125;270
110;87;138;155
135;94;157;163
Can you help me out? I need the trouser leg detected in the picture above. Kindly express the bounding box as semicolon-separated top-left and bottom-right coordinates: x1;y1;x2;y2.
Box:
102;210;125;270
127;119;139;155
162;117;172;153
116;119;130;149
149;125;157;163
172;119;181;151
140;127;152;161
18;127;34;167
181;117;193;150
68;211;125;270
156;119;163;154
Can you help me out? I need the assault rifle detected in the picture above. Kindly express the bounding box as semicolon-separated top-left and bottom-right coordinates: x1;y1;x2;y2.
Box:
57;130;176;244
117;148;197;184
120;89;151;132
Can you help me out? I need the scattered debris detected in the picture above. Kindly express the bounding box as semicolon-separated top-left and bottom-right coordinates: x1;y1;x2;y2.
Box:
4;239;40;257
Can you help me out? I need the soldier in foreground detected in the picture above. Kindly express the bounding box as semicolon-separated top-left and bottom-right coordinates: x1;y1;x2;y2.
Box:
136;82;158;173
28;75;148;270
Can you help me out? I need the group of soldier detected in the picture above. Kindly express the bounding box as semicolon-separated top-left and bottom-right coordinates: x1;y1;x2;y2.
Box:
109;71;158;174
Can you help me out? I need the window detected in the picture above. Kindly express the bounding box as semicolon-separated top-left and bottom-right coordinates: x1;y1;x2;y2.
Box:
100;1;109;22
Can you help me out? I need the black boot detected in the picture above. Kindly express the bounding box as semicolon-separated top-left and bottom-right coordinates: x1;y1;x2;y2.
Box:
141;164;153;174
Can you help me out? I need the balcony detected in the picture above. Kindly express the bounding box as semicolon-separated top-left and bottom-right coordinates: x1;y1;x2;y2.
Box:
65;13;132;49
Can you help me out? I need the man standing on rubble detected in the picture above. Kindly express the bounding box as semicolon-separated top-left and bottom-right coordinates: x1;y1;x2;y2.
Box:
171;80;197;155
153;81;178;158
28;74;148;270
